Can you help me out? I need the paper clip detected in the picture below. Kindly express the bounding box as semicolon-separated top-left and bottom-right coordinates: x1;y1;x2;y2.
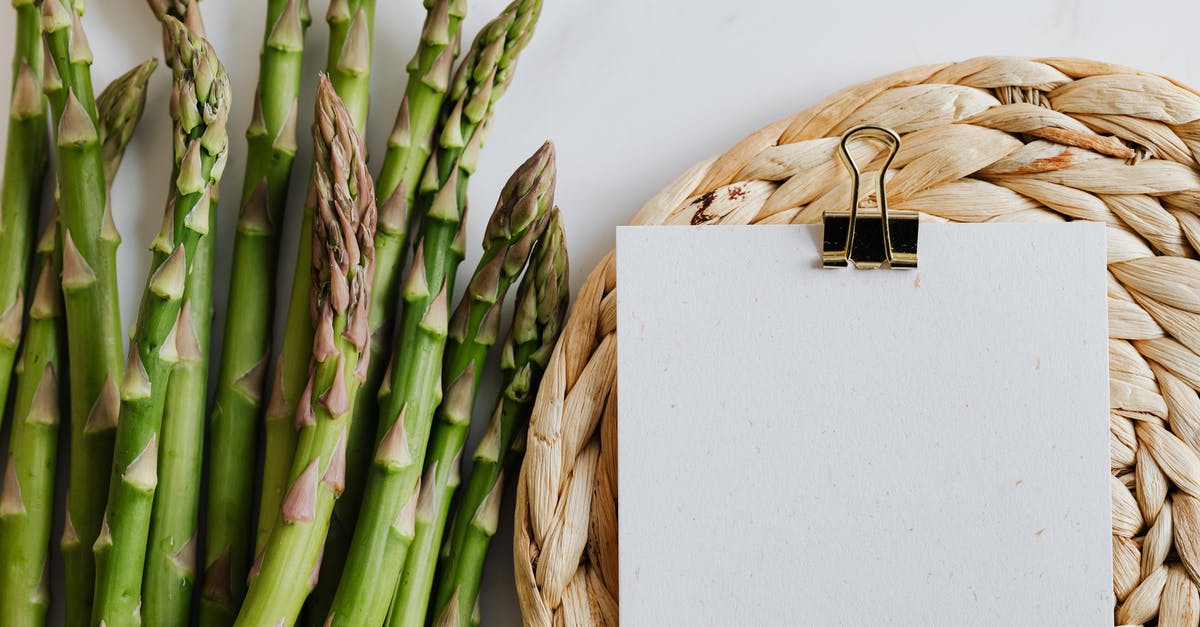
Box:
822;124;918;269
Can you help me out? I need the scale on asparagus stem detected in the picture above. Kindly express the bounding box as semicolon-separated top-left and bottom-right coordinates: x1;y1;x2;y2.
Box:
822;124;919;269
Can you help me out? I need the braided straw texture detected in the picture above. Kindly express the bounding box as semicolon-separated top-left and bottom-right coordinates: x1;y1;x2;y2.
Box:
513;56;1200;626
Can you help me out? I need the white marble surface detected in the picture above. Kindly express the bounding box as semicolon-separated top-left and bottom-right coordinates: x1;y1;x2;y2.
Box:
1;1;1197;624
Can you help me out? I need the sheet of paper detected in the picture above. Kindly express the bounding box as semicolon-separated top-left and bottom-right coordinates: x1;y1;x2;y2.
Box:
616;223;1111;626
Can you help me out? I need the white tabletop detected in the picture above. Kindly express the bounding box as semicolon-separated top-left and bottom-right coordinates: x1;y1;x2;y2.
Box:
2;1;1198;624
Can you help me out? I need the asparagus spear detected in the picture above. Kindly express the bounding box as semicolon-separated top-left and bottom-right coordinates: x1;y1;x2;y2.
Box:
257;0;375;552
0;0;49;435
140;6;214;625
202;0;311;623
0;244;63;627
432;209;568;626
90;18;230;625
390;143;555;626
0;58;157;627
40;2;129;621
133;3;207;624
235;74;377;627
312;0;464;617
328;2;543;623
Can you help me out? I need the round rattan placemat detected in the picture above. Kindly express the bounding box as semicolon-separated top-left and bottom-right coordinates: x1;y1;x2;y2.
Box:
513;56;1200;626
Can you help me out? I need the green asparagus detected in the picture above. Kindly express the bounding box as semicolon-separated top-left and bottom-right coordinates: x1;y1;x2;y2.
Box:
328;2;544;623
375;0;465;247
143;233;213;627
0;0;48;435
258;0;375;553
91;17;230;626
140;3;213;624
40;2;129;621
390;142;555;626
235;74;376;627
432;208;568;626
313;0;465;617
0;248;63;627
0;58;156;627
202;0;311;623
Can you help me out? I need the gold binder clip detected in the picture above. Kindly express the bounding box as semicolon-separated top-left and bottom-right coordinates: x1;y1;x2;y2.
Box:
822;124;918;269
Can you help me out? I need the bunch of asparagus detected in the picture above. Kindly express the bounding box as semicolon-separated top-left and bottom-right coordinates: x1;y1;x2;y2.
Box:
0;0;566;624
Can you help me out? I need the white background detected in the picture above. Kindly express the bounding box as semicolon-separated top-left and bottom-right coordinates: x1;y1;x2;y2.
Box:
0;0;1196;624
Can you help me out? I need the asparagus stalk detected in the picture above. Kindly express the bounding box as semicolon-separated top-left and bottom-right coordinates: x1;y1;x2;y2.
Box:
235;74;377;627
432;209;568;626
139;9;211;626
374;0;465;252
325;0;373;132
0;0;49;434
390;143;555;626
328;2;543;623
202;0;311;623
143;230;213;627
91;18;230;625
0;242;63;627
138;3;212;624
40;2;130;621
313;0;464;617
0;58;157;627
257;0;375;552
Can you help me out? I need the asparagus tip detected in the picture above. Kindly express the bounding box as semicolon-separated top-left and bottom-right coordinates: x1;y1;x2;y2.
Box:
484;141;556;250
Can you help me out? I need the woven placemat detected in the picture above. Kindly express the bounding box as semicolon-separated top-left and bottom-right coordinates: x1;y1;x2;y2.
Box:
512;56;1200;626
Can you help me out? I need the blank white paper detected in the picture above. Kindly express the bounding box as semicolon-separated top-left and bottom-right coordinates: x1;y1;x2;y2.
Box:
616;223;1111;626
